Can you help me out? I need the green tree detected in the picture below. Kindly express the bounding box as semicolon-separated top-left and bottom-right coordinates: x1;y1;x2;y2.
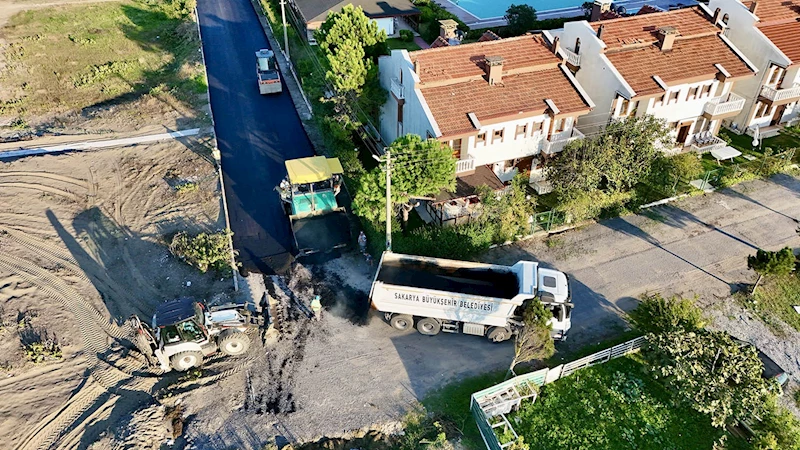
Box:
646;328;773;427
627;293;706;334
507;300;554;378
315;4;387;127
478;173;537;242
545;138;603;200
747;247;795;294
504;4;538;37
647;153;703;192
352;135;455;223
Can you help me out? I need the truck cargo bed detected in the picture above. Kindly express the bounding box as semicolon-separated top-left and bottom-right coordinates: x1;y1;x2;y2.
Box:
291;210;350;255
376;257;519;299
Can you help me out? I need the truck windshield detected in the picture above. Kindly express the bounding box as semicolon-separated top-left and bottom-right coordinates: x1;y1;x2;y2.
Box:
550;305;563;321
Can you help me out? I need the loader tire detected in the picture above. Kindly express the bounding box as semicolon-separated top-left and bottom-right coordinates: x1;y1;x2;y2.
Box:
487;326;512;343
416;317;441;336
389;314;413;331
170;351;204;371
219;331;251;356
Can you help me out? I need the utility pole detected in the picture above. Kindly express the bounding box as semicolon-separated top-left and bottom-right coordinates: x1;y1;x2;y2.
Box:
384;150;392;251
280;0;290;61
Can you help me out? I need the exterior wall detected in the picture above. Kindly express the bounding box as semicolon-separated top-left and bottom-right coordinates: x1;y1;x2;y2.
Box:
708;0;791;131
378;50;438;146
374;17;395;36
560;21;631;137
463;114;552;167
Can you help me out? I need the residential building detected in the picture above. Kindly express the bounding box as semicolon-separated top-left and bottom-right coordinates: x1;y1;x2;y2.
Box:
707;0;800;135
559;5;758;152
289;0;418;42
377;30;595;189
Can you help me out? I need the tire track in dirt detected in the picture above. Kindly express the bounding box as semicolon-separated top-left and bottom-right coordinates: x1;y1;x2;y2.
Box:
0;182;80;201
0;171;89;188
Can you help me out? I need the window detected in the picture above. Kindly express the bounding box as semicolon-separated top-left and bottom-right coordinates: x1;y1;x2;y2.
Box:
553;118;565;132
755;101;771;118
669;91;680;103
702;84;712;97
687;87;699;100
531;121;543;133
619;97;630;116
450;138;462;158
574;37;581;54
493;129;504;143
543;276;557;288
515;124;527;139
721;13;729;25
475;132;486;147
397;102;403;123
768;66;783;86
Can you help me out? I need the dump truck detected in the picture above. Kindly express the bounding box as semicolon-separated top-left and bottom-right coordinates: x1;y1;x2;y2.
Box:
131;297;257;372
369;252;573;342
278;155;351;256
256;49;282;94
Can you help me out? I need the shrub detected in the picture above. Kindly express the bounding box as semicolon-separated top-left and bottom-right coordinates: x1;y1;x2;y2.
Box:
648;153;703;191
627;293;706;334
747;247;796;294
24;339;62;363
556;189;633;223
399;29;414;42
394;220;497;260
750;397;800;450
169;230;233;274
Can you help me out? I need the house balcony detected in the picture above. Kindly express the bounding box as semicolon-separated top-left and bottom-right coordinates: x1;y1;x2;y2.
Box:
455;157;476;174
543;128;585;155
702;92;745;119
561;47;581;67
390;77;404;100
759;83;800;105
689;133;727;153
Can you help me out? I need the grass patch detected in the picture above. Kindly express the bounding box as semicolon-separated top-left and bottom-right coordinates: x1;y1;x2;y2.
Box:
720;128;800;156
386;37;421;51
750;274;800;332
510;355;743;449
1;0;204;119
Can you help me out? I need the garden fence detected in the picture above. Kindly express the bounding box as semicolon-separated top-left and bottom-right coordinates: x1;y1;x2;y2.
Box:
470;336;646;450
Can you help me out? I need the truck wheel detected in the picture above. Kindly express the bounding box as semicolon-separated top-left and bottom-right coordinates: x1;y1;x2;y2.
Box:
487;327;512;343
170;351;204;371
390;314;413;331
416;317;441;336
219;331;251;356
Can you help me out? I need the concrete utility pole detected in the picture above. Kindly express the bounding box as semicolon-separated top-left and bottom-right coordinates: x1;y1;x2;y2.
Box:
280;0;290;61
384;150;392;251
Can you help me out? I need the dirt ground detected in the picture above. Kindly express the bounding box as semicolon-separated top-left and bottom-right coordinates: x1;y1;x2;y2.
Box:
0;137;242;449
0;0;209;141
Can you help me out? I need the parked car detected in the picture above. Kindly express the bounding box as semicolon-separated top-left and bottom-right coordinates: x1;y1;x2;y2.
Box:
732;337;789;390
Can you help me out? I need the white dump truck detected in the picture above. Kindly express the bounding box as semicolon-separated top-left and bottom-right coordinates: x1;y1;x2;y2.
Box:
369;252;572;342
256;49;282;94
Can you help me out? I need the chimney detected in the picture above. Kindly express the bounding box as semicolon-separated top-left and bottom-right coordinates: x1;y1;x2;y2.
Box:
749;0;759;14
552;36;561;56
657;26;679;52
414;59;421;74
590;0;611;22
485;55;504;86
439;19;458;40
597;24;605;39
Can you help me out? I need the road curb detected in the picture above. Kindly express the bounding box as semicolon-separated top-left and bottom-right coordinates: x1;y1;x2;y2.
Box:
194;6;239;292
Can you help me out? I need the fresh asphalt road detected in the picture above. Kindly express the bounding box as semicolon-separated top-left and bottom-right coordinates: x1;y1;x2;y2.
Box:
196;0;314;274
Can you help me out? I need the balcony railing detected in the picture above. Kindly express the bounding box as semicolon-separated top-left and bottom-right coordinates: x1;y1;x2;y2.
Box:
561;47;581;67
390;77;404;99
455;158;476;173
703;92;745;117
760;83;800;103
690;134;726;153
543;128;585;154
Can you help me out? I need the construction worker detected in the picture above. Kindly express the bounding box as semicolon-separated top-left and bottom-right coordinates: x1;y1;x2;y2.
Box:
358;231;367;254
310;295;322;321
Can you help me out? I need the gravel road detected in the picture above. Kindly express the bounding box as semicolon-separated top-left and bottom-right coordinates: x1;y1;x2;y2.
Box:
184;174;800;448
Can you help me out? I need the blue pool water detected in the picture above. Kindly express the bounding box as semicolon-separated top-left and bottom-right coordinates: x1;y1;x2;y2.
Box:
453;0;580;18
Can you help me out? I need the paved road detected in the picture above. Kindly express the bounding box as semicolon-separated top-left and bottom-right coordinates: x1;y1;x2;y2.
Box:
196;0;314;274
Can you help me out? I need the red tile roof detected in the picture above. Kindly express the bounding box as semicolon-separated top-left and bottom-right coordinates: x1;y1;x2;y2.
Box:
421;68;591;136
591;7;718;49
409;34;559;84
752;0;800;22
430;36;450;48
758;20;800;64
605;34;754;95
478;30;502;42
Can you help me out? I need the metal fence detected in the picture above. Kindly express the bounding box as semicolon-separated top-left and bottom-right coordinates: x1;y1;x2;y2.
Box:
470;336;647;450
529;210;565;234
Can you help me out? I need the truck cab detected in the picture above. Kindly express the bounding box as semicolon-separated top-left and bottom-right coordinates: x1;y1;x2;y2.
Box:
256;49;281;95
537;268;572;340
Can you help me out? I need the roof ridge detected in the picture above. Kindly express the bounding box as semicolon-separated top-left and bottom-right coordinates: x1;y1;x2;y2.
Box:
593;4;703;26
409;33;544;57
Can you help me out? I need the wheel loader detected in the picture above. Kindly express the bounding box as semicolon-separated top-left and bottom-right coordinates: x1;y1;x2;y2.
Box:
131;297;256;372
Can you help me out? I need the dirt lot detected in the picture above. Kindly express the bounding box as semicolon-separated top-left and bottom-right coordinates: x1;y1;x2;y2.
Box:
0;0;209;140
0;138;241;449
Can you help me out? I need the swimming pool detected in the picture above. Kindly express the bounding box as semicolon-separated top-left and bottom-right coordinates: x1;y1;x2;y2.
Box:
451;0;580;18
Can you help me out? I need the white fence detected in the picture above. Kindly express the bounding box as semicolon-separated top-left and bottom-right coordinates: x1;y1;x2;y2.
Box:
471;336;646;450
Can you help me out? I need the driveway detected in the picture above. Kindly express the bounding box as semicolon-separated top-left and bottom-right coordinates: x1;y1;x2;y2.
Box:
196;0;314;274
